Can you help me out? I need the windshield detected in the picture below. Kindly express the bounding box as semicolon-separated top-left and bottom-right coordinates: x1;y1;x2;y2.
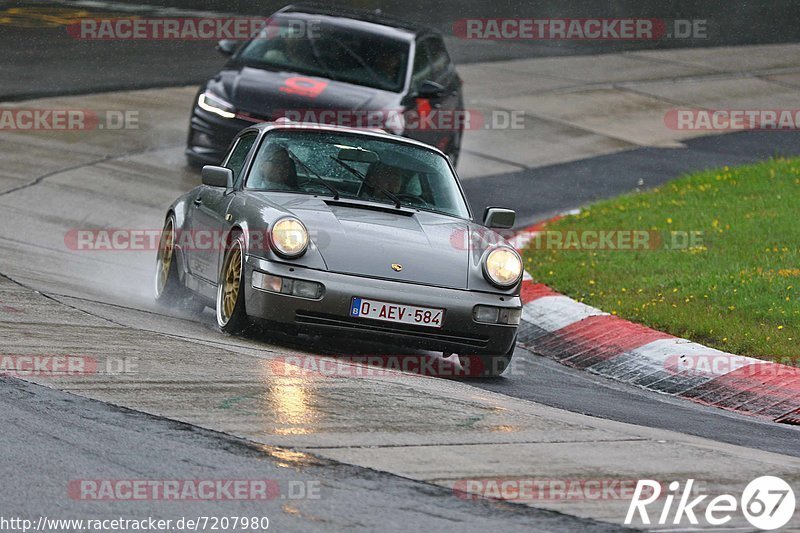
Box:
245;130;471;219
235;16;410;93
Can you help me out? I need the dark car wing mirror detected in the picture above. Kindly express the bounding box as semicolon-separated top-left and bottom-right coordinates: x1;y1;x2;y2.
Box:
201;166;234;189
416;80;446;99
483;207;516;229
216;39;239;56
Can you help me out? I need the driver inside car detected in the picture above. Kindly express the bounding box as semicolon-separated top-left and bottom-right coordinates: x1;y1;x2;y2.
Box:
251;147;298;191
362;162;404;199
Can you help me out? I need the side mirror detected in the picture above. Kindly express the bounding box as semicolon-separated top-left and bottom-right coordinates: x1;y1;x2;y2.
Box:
416;80;445;99
201;166;234;189
483;207;515;229
216;40;239;56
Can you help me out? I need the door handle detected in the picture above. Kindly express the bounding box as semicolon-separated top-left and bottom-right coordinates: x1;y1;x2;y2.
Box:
193;198;202;206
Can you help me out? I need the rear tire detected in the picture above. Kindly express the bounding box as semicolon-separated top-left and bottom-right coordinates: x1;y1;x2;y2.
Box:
216;232;250;334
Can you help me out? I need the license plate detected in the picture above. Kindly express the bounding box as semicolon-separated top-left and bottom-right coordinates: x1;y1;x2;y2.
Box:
350;297;444;328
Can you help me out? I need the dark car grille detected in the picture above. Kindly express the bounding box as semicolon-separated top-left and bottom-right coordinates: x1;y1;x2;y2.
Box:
295;311;489;348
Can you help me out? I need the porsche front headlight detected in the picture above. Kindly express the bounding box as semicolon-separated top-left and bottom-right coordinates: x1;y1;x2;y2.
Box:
197;91;236;119
270;217;309;258
483;247;523;288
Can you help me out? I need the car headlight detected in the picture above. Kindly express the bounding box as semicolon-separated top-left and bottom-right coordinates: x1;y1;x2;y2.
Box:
482;247;523;288
197;91;236;119
270;217;309;258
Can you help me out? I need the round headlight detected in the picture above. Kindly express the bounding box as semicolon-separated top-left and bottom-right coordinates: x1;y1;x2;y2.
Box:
483;247;523;288
270;217;308;258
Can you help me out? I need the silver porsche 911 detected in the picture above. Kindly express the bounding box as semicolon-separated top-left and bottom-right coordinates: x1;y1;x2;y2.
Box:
155;122;523;376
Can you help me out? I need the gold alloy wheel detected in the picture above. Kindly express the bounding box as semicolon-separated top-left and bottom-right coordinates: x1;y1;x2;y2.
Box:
220;242;242;324
155;219;175;297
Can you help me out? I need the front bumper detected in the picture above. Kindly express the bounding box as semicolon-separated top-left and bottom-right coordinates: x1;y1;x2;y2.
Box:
244;257;520;355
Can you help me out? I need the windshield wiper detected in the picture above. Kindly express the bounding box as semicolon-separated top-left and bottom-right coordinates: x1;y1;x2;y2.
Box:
284;148;340;200
329;156;402;209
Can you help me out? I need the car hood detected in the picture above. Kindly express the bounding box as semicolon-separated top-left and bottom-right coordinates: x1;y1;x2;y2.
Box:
275;195;471;289
210;67;398;119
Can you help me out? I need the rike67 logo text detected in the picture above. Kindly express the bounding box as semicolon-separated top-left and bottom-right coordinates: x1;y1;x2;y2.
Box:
626;476;795;530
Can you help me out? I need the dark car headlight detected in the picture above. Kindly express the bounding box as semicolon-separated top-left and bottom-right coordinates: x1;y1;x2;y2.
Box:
197;91;236;119
482;247;523;288
270;217;309;258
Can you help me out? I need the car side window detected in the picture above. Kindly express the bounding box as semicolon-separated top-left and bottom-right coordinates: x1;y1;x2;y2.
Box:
427;37;452;82
224;133;257;187
411;40;431;88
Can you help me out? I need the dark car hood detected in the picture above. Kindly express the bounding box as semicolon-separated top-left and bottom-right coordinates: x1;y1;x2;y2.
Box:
210;67;399;119
275;195;470;289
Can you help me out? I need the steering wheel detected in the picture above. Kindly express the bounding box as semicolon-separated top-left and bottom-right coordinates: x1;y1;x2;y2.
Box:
395;193;431;207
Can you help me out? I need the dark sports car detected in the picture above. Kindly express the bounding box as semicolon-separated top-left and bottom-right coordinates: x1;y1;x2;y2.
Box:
186;4;464;168
160;122;521;376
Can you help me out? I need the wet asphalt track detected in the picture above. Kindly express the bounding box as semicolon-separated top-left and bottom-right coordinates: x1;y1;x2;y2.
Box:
1;376;622;532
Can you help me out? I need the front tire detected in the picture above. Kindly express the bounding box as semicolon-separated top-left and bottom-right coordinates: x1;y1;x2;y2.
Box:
216;232;250;334
154;215;204;313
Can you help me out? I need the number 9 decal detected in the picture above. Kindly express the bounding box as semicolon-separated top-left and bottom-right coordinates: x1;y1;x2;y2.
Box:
279;76;329;98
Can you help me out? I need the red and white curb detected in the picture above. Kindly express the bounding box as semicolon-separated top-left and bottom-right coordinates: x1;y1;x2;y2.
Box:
513;218;800;424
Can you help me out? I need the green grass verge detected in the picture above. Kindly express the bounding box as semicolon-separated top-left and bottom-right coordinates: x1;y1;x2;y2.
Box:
524;157;800;363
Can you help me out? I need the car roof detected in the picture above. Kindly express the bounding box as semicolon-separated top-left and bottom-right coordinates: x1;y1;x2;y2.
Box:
277;3;439;40
248;121;448;156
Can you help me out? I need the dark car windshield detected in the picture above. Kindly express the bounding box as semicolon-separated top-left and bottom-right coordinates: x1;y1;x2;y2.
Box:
235;17;410;93
245;130;470;219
